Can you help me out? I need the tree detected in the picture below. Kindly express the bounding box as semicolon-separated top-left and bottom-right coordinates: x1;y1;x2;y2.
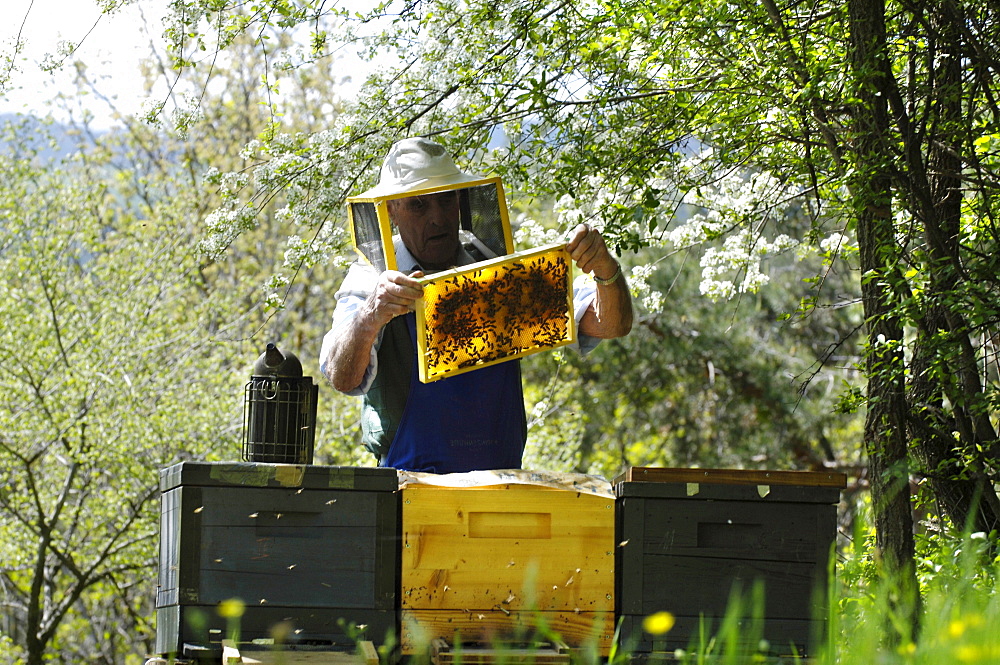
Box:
0;116;239;663
168;0;1000;628
0;22;368;658
847;0;918;635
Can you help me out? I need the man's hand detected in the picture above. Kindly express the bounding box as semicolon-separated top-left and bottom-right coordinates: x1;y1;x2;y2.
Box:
566;223;634;340
360;270;425;329
566;223;619;281
324;269;424;392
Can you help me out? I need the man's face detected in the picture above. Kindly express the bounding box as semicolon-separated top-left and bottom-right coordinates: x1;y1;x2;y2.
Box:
388;190;461;270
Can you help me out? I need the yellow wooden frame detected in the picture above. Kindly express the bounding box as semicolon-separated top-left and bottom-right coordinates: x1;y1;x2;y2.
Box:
413;243;577;383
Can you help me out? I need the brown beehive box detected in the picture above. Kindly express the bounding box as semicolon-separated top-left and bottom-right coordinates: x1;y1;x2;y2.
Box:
414;243;576;383
613;467;846;659
399;479;615;654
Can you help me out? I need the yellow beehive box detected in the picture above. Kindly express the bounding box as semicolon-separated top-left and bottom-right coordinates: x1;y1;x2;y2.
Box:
399;476;615;654
414;243;576;383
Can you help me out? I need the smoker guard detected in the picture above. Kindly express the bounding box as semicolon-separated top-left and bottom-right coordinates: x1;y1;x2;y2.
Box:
242;343;318;464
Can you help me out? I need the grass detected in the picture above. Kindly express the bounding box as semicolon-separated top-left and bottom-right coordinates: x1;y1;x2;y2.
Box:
822;519;1000;665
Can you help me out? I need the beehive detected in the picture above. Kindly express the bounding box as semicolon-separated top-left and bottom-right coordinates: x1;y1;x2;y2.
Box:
614;467;846;659
154;462;400;661
399;477;615;654
415;243;575;382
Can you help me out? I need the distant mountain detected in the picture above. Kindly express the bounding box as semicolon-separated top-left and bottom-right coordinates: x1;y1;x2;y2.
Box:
0;112;102;161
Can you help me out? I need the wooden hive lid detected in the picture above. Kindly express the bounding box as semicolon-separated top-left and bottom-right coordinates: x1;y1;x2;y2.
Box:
614;466;848;488
159;461;398;492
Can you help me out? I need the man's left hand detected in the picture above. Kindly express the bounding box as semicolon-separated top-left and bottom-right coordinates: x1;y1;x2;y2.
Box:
566;223;619;281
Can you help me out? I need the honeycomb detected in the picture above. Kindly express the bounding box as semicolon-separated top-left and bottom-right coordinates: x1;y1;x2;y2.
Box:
415;244;576;382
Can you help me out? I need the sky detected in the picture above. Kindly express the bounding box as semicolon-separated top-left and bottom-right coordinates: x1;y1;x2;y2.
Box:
1;0;386;130
1;0;168;128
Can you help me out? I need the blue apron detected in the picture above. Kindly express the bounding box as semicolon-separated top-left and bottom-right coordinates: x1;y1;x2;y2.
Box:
382;314;526;473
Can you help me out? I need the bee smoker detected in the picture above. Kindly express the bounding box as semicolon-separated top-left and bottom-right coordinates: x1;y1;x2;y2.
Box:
242;343;318;464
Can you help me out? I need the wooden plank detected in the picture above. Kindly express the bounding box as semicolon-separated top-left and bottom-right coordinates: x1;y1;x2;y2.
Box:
402;485;614;613
159;605;395;655
222;640;242;664
635;499;834;562
196;487;380;528
615;480;843;504
401;562;612;612
619;614;823;657
614;467;847;488
431;637;572;665
235;653;370;664
615;497;646;616
160;462;398;493
374;491;402;611
157;487;182;608
223;641;379;664
177;487;394;609
358;640;380;665
401;609;614;654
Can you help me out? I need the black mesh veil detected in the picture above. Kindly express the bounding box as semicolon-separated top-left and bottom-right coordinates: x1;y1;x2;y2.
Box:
348;201;387;273
462;184;508;259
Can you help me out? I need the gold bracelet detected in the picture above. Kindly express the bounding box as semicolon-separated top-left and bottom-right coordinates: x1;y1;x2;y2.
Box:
593;262;622;285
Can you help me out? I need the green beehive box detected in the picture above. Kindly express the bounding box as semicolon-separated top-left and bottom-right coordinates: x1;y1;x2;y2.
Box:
154;462;399;661
613;467;846;659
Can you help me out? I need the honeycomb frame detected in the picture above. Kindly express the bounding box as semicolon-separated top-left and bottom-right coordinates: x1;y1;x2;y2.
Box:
414;243;576;383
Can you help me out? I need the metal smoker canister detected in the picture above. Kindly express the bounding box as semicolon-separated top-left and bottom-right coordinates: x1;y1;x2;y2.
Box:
242;343;318;464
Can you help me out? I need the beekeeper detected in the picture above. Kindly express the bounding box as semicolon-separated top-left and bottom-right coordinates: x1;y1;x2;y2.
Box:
320;137;632;473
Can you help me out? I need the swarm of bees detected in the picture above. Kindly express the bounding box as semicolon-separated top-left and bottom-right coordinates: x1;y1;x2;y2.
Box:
417;245;575;382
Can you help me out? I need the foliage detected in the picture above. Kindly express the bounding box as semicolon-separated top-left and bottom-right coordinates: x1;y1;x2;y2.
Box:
3;0;1000;657
163;0;1000;576
128;27;369;467
833;508;1000;664
0;115;238;663
0;25;378;660
521;237;865;478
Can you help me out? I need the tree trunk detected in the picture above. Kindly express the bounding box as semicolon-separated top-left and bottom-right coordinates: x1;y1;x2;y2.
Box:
908;0;1000;537
847;0;920;642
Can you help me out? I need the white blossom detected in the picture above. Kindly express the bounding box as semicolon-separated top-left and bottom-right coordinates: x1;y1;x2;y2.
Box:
240;140;263;161
700;278;737;300
529;399;549;427
627;265;666;314
642;290;666;313
820;232;854;254
514;217;563;248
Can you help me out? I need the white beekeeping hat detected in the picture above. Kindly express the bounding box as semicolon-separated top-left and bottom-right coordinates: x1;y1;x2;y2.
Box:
358;137;482;198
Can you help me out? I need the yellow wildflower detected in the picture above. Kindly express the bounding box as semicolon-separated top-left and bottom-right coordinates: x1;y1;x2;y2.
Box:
217;598;246;619
643;611;675;635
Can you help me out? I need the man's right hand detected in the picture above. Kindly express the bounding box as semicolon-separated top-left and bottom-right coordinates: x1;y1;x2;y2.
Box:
324;269;425;393
360;270;425;329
